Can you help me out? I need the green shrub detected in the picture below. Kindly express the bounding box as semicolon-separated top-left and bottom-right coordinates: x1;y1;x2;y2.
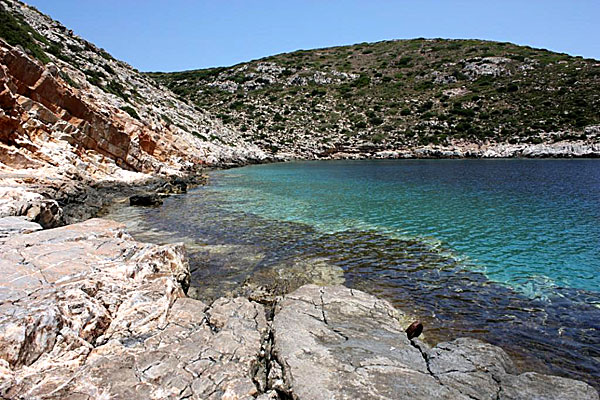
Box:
121;106;139;120
83;69;106;86
192;131;208;140
397;56;412;67
371;132;386;143
104;80;129;101
0;5;49;63
59;72;79;89
369;116;384;125
352;74;371;88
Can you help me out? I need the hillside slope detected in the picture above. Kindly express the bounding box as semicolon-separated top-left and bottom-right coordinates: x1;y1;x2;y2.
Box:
151;39;600;158
0;0;266;177
0;0;269;226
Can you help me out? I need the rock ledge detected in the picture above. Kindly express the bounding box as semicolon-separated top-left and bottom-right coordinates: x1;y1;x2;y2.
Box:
0;222;597;399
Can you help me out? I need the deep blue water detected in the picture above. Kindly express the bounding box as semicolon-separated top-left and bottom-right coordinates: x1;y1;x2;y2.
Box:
106;159;600;388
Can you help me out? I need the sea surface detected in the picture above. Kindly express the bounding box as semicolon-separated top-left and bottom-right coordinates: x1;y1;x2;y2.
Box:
106;159;600;388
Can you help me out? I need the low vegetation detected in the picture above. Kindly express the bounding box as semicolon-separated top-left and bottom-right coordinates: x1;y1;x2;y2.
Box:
149;39;600;154
0;0;49;63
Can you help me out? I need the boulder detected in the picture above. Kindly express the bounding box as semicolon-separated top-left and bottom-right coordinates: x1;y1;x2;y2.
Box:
0;186;64;228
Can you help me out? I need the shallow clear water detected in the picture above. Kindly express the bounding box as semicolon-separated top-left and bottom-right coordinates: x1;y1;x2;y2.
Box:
106;159;600;388
214;159;600;297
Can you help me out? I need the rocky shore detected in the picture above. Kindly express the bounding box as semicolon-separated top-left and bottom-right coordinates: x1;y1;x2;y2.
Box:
0;217;597;400
323;139;600;160
1;1;599;398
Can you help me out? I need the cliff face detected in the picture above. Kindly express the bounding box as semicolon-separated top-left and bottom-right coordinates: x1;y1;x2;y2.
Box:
0;0;267;181
0;0;269;226
0;41;182;175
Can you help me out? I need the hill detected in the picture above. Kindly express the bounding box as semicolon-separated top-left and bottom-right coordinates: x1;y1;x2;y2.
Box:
149;39;600;158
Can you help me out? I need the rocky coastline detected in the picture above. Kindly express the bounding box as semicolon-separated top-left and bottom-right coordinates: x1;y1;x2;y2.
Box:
1;216;598;399
319;139;600;160
1;127;599;399
0;1;599;397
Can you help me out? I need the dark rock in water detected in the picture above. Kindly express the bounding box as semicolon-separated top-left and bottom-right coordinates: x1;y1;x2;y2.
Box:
406;321;423;339
171;178;188;193
129;194;163;207
159;179;187;195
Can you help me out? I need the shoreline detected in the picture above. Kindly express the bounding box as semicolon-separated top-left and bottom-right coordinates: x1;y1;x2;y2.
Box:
1;216;598;399
270;137;600;161
1;160;600;399
5;150;597;233
110;160;600;388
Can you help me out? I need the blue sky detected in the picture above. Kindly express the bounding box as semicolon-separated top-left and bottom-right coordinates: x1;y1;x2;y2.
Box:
27;0;600;72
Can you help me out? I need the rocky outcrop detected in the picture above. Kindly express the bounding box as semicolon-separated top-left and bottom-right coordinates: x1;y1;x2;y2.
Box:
0;0;268;170
0;181;64;227
270;140;600;161
268;285;598;400
0;218;267;399
321;137;600;160
0;223;597;399
1;0;269;230
0;35;266;173
0;4;598;397
129;193;163;207
0;166;208;230
367;140;600;159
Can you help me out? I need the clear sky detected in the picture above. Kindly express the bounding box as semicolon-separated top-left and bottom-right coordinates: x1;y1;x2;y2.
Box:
26;0;600;72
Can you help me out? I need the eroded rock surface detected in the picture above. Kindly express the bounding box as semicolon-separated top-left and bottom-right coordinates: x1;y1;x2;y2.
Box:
0;215;41;242
0;218;267;400
0;222;597;399
270;285;599;400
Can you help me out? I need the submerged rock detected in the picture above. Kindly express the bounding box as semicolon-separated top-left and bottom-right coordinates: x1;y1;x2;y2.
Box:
242;257;345;304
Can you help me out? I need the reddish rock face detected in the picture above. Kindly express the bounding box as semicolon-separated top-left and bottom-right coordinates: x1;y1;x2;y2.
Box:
138;130;157;155
0;43;136;170
0;40;220;178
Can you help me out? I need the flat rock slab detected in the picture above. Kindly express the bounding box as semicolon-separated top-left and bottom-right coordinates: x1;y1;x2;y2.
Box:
0;218;267;399
271;285;599;400
0;216;42;242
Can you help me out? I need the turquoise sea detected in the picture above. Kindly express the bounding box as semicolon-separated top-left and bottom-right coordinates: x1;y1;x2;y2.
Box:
214;159;600;297
107;159;600;388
